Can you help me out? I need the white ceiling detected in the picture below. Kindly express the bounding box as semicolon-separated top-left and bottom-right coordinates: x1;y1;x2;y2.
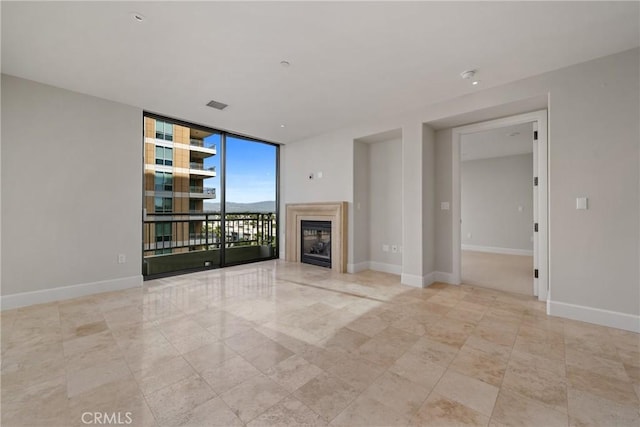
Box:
2;2;638;144
461;122;533;161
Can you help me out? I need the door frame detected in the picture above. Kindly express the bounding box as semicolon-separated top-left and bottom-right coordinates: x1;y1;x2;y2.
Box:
451;110;549;304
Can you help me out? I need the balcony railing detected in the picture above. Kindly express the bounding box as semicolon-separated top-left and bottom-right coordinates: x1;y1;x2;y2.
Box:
143;212;277;256
189;186;216;196
190;139;217;150
189;162;216;173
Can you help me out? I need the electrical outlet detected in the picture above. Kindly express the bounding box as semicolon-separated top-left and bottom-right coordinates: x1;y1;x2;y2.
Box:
467;233;472;239
382;244;389;252
117;254;126;264
391;245;398;253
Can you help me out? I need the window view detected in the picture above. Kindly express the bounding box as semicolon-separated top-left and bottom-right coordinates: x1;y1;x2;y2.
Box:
142;115;278;277
224;136;277;264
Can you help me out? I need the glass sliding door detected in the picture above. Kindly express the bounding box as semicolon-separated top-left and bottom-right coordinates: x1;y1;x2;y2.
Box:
142;113;278;278
222;136;278;265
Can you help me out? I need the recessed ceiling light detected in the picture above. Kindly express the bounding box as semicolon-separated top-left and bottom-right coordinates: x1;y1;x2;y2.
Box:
280;124;286;128
472;80;480;85
131;12;145;22
280;60;291;67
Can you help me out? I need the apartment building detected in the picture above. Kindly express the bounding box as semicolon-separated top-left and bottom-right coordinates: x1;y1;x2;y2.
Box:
143;117;217;255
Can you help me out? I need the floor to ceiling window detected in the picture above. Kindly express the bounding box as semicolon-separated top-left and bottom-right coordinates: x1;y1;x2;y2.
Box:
142;114;279;277
224;136;278;265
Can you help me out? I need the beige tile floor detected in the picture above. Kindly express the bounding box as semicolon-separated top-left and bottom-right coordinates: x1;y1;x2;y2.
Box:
462;251;533;296
1;260;639;426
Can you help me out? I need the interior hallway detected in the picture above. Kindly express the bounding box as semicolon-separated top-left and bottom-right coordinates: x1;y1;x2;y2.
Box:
2;260;638;426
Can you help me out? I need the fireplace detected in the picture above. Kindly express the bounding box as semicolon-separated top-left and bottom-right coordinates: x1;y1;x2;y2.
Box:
300;220;332;268
285;202;347;272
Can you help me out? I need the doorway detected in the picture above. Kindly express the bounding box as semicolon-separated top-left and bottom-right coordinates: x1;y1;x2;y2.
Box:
452;110;548;302
460;122;534;295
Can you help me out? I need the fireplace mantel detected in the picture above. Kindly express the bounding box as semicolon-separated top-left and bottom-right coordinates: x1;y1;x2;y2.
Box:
285;202;348;273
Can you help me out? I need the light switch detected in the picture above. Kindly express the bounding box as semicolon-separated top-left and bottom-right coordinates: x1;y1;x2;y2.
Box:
317;171;323;179
576;197;588;210
440;202;450;210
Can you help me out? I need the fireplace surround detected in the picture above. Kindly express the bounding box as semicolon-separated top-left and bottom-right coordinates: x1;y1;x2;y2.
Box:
285;202;347;273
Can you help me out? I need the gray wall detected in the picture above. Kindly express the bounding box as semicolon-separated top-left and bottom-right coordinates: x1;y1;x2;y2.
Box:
352;141;370;266
1;75;142;296
422;125;436;274
461;153;533;251
279;133;354;261
369;138;402;267
435;129;453;274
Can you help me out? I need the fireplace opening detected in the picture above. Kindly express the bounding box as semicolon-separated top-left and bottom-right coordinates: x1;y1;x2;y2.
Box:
300;220;331;268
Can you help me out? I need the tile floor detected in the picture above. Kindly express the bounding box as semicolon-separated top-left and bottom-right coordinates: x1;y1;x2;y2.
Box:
1;260;639;426
461;251;533;296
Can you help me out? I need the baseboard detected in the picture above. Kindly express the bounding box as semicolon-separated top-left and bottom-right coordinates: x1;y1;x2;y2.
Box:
549;300;640;333
1;275;143;310
462;244;533;256
369;261;402;275
347;261;370;274
433;271;459;285
401;271;461;288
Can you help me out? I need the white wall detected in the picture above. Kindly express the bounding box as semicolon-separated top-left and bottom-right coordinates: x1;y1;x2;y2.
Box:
369;139;402;270
283;48;639;330
461;153;533;252
1;75;143;307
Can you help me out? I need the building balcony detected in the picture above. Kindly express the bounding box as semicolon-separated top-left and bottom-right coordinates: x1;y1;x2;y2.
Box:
189;186;216;199
189;162;217;178
189;139;216;159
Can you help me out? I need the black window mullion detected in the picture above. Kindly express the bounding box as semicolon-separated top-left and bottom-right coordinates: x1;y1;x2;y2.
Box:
220;132;226;267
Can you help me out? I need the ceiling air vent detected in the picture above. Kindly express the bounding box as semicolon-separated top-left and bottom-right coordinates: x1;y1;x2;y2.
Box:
206;100;228;110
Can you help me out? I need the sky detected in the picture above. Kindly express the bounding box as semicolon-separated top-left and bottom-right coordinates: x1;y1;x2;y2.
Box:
203;134;276;204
